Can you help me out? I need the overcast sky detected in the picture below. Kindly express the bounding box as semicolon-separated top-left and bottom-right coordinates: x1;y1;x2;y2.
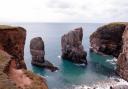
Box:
0;0;128;23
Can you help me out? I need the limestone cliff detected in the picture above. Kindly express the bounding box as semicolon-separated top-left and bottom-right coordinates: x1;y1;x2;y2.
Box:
0;25;26;69
90;23;126;57
117;26;128;81
0;25;48;89
61;27;87;64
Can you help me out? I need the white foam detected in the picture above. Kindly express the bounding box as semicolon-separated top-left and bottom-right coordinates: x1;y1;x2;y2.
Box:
57;55;61;59
73;77;128;89
106;57;117;65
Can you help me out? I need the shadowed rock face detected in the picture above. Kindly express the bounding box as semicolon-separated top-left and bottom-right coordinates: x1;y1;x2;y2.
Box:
0;26;26;69
30;37;45;63
90;23;126;57
117;26;128;81
61;27;87;65
30;37;58;72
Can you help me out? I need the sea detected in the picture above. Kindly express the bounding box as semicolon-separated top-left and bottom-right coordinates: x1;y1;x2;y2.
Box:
10;23;128;89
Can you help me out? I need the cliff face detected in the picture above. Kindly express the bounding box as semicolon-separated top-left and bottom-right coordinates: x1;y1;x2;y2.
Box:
117;26;128;81
90;23;126;57
0;25;48;89
0;25;26;69
61;27;87;64
30;37;58;72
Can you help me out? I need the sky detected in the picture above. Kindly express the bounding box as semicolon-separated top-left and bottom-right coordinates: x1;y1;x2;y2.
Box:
0;0;128;23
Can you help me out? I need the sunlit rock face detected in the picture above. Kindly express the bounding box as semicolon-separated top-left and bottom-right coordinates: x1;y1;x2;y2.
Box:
61;27;87;65
0;25;48;89
117;26;128;81
30;37;58;72
90;23;126;57
0;25;26;69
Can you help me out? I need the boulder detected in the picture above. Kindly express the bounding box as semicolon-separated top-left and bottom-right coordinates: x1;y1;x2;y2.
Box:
61;27;87;65
30;37;58;72
90;23;126;57
110;85;128;89
117;26;128;81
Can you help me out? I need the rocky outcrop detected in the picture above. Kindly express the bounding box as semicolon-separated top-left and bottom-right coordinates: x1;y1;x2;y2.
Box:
90;23;126;57
30;37;58;72
117;26;128;81
110;85;128;89
0;25;26;69
0;25;48;89
61;27;87;65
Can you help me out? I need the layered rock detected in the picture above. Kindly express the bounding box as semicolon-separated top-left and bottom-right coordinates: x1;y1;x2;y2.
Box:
0;25;26;69
61;27;87;65
30;37;58;72
90;23;126;57
0;25;48;89
117;26;128;81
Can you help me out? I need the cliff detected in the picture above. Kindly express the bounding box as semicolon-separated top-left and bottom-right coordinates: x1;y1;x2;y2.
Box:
117;26;128;81
61;27;87;65
0;25;26;69
90;23;126;57
0;25;48;89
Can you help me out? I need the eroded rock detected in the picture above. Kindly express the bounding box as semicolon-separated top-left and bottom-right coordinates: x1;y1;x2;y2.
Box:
30;37;58;72
61;27;87;65
0;25;48;89
0;25;26;69
117;26;128;81
90;23;126;57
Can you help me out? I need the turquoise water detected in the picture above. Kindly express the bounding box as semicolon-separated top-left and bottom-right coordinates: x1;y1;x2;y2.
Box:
13;23;116;89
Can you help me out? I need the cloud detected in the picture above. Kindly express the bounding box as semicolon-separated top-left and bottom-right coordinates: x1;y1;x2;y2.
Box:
0;0;127;22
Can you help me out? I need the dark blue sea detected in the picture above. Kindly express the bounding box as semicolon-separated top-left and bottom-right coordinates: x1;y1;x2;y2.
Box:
11;23;117;89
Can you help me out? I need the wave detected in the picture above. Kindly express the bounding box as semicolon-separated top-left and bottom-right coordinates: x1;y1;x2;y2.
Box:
73;77;128;89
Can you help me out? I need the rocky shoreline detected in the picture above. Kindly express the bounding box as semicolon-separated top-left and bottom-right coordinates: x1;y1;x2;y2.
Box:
0;23;128;89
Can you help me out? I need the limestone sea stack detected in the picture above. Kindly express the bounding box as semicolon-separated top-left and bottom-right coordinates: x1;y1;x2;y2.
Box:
90;23;126;57
117;26;128;81
61;27;87;65
30;37;58;72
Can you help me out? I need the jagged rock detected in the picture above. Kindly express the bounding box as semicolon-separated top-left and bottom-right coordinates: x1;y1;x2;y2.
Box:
61;27;87;65
90;23;126;57
117;26;128;81
110;85;128;89
30;37;58;72
0;25;48;89
0;25;26;69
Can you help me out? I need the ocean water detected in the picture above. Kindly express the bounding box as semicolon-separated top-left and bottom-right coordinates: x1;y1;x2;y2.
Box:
11;23;117;89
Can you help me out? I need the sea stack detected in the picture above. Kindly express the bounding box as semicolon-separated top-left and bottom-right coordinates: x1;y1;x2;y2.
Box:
0;25;48;89
61;27;87;65
30;37;58;72
117;26;128;81
90;23;126;57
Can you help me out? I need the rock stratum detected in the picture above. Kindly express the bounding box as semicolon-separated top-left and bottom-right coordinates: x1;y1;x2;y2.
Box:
117;26;128;81
30;37;58;72
0;25;48;89
61;27;87;65
90;22;128;81
90;23;126;57
0;25;27;69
